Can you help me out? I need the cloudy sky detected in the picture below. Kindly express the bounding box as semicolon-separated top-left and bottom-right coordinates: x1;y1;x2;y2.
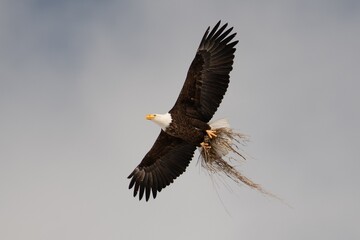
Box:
1;1;359;239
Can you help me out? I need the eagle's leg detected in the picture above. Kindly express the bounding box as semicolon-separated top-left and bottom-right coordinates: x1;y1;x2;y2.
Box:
206;129;217;139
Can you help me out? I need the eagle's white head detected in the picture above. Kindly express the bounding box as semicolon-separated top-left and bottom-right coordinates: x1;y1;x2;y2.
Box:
146;113;172;131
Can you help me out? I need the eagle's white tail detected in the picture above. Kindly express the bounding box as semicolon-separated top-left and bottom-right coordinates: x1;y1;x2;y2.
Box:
200;119;276;197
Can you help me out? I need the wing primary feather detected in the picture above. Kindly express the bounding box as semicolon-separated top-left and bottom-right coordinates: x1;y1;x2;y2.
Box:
133;182;139;197
220;32;237;46
152;187;158;199
127;171;134;179
228;40;239;48
145;183;152;201
139;183;145;200
198;27;210;48
211;23;228;41
145;187;151;201
128;173;137;189
206;21;221;41
151;172;158;198
217;27;234;42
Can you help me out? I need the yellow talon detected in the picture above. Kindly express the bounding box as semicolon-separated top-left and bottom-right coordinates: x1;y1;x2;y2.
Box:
206;129;217;139
200;142;211;149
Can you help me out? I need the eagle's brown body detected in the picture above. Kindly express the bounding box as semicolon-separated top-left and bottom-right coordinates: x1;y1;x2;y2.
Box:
165;113;210;146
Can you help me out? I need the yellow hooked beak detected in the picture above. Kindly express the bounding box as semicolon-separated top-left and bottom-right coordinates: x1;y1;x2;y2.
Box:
146;114;156;120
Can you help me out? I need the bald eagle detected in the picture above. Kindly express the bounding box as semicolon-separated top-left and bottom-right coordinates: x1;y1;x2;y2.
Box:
128;21;270;201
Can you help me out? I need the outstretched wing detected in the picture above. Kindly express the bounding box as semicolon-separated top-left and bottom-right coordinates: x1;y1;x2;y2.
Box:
170;21;238;122
128;131;196;201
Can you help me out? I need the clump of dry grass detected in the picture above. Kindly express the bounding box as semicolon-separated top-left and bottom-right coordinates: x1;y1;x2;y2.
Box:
200;127;276;198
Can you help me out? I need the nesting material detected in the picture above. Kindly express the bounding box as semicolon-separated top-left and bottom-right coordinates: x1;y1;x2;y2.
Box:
200;119;275;197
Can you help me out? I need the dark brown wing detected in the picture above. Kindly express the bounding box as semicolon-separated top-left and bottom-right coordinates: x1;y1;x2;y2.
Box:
170;21;238;122
128;131;196;201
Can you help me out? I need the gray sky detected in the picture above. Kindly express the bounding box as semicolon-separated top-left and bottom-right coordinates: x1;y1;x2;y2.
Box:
1;1;359;239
